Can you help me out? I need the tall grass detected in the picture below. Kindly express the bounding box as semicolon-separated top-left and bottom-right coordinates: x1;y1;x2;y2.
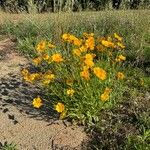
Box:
0;10;149;64
0;0;149;13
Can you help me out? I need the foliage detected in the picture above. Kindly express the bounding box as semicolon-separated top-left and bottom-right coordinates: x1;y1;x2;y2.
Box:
0;0;149;13
21;32;129;125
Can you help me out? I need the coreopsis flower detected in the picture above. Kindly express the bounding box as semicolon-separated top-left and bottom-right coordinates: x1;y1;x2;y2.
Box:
80;68;90;80
48;42;56;48
93;67;107;80
101;93;109;101
117;72;125;80
42;54;50;61
117;42;125;49
79;46;87;52
32;96;43;108
62;33;81;46
33;57;42;65
55;102;65;113
36;41;46;52
101;40;116;48
62;33;69;40
67;88;75;97
85;36;95;50
23;72;40;83
114;33;122;41
84;53;95;60
83;53;95;68
60;110;67;119
21;68;29;76
42;72;55;85
83;32;94;37
51;54;64;63
73;49;81;57
84;59;94;68
115;55;126;62
100;87;112;101
73;38;82;46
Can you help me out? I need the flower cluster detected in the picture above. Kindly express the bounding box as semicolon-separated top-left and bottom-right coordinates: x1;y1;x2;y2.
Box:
21;32;126;124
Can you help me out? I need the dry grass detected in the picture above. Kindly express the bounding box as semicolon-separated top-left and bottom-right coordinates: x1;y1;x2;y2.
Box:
0;10;150;25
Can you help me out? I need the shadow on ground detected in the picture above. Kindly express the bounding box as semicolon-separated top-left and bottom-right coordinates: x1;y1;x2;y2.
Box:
0;71;58;122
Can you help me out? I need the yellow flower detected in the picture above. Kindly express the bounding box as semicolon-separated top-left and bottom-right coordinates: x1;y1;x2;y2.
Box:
84;59;94;68
73;49;81;57
21;68;29;76
117;42;125;49
51;54;64;63
67;88;75;97
93;67;107;80
48;42;56;48
55;102;65;113
82;53;95;68
117;72;125;80
83;32;94;37
62;34;81;46
23;73;40;83
79;46;87;52
42;54;50;61
36;41;46;52
73;38;82;46
115;55;126;62
42;72;55;85
84;53;95;60
85;36;95;50
80;68;90;80
23;75;32;82
101;40;116;48
33;57;42;65
101;93;109;101
32;96;43;108
62;33;69;40
100;87;112;101
114;33;122;41
60;110;67;119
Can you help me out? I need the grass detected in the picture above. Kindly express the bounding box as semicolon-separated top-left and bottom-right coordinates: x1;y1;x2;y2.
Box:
0;142;17;150
0;10;149;63
0;10;150;150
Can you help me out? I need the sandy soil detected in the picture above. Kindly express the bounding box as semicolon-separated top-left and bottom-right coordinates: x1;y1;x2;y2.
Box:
0;38;87;150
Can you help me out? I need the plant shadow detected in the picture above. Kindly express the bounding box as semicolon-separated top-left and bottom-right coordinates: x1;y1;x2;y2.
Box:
0;69;58;122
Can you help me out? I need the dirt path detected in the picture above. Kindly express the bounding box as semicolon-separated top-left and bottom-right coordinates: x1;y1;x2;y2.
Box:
0;38;87;150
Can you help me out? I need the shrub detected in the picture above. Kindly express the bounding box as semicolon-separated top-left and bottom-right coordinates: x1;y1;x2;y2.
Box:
21;32;127;125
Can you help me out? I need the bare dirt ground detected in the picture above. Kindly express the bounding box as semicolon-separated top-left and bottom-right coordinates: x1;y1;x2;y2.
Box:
0;38;87;150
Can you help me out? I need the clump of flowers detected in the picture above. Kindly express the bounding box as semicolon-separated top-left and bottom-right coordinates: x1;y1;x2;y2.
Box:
21;32;127;125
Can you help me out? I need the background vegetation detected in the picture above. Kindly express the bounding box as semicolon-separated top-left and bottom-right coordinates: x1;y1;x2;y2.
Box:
0;0;150;13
